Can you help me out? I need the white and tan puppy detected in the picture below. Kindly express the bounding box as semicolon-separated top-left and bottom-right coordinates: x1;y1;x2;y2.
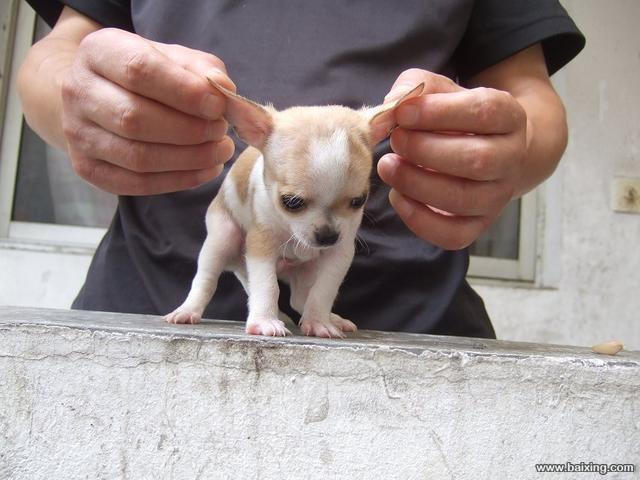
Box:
165;80;424;337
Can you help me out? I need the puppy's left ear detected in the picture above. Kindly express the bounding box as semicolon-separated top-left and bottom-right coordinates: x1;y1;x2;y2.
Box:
206;77;274;149
364;83;424;145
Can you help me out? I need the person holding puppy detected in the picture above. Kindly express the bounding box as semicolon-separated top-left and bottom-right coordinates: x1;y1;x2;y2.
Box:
18;1;584;338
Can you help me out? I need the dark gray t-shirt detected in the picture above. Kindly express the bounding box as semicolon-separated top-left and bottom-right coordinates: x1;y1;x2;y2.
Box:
29;0;584;337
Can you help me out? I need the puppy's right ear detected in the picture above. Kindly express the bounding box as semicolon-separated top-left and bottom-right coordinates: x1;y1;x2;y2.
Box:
364;82;424;145
206;77;274;149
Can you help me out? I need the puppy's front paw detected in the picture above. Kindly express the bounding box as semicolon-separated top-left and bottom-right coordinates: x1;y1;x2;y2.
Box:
246;317;291;337
164;309;202;325
300;312;357;338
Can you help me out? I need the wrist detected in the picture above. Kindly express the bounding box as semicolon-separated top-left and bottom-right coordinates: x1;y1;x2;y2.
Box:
18;37;77;151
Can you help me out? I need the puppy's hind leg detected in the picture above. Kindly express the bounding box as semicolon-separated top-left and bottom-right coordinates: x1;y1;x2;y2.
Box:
165;210;242;325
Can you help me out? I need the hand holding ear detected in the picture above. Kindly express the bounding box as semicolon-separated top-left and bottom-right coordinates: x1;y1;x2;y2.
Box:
377;69;528;250
61;28;236;195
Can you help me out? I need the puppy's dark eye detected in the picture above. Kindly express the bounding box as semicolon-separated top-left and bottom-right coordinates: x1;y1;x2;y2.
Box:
281;194;306;212
350;194;367;209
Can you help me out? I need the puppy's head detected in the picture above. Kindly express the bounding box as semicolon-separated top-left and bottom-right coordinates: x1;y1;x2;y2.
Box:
208;78;423;249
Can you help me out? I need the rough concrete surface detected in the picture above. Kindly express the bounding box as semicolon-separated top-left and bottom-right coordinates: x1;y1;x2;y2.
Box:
0;307;638;480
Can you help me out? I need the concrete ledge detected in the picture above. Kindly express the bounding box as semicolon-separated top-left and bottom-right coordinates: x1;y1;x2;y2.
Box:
1;306;638;479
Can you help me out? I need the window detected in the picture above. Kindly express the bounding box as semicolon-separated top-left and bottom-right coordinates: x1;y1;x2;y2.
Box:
0;1;116;249
0;0;538;282
468;194;537;281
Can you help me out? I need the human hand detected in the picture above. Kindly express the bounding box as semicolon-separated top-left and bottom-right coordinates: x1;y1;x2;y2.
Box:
377;69;528;250
61;28;236;195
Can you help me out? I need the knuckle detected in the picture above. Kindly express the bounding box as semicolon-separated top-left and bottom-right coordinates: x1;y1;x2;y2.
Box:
77;29;101;53
60;76;79;104
118;105;142;136
61;118;81;143
62;120;93;153
124;51;152;85
71;156;98;184
473;87;500;125
465;141;495;179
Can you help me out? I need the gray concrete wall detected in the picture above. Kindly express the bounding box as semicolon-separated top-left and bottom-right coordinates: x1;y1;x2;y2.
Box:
1;307;638;480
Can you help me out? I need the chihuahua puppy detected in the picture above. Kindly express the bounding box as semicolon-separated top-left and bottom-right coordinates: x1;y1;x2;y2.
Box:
164;80;424;337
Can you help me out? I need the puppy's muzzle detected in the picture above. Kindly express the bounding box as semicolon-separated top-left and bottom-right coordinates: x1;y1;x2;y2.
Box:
314;226;340;247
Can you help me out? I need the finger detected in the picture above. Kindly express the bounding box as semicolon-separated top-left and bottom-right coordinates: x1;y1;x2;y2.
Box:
75;74;226;145
378;154;511;217
385;69;463;102
388;189;488;251
80;29;226;119
69;147;225;196
151;41;237;92
389;128;523;181
64;121;235;173
395;88;526;135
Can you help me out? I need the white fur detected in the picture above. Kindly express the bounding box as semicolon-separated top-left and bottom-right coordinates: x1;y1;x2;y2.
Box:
308;128;350;204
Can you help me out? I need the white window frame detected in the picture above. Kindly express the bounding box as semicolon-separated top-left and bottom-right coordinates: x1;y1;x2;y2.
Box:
1;0;539;280
468;192;538;282
0;1;106;252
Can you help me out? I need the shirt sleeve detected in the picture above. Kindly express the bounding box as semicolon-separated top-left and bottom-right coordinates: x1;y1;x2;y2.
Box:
25;0;134;32
455;0;585;82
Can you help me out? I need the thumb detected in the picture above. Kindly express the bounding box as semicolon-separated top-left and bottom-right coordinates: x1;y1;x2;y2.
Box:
385;68;462;102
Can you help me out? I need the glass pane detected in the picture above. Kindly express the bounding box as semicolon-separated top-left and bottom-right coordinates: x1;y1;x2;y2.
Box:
10;16;117;228
468;199;520;260
12;122;117;227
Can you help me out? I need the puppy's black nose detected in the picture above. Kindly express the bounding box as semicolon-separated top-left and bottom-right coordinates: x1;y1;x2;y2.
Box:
314;227;340;247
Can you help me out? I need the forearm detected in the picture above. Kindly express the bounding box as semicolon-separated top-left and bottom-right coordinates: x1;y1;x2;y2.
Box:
17;7;100;151
514;82;568;196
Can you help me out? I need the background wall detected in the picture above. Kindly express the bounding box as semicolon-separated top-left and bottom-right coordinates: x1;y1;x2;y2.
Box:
1;1;639;350
476;0;640;349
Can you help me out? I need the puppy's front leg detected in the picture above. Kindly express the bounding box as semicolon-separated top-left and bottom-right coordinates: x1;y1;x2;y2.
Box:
245;229;291;336
299;242;357;338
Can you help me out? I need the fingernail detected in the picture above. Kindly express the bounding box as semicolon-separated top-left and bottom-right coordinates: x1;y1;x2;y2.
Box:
384;84;413;103
390;128;408;153
201;94;221;119
396;104;418;126
389;190;415;219
205;68;236;91
379;154;400;178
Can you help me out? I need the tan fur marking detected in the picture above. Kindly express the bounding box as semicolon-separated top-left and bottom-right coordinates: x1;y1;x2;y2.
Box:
230;146;261;204
245;226;277;258
207;189;230;217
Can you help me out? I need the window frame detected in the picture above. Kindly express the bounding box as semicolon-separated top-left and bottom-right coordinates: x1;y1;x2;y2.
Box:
0;1;104;252
468;192;538;282
1;0;539;280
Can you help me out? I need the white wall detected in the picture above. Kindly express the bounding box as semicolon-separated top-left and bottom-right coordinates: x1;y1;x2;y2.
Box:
1;1;639;350
477;0;640;349
0;247;91;308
